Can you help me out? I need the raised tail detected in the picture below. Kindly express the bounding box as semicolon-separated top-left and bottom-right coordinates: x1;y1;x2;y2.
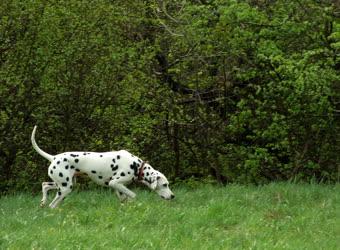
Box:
31;126;54;162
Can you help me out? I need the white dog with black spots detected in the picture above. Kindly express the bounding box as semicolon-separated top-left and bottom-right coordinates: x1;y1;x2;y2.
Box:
31;126;175;208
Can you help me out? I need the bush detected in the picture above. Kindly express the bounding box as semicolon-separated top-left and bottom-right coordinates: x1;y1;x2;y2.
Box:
0;0;338;193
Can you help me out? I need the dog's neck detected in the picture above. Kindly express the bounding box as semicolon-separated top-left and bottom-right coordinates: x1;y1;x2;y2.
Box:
137;162;158;185
137;162;147;181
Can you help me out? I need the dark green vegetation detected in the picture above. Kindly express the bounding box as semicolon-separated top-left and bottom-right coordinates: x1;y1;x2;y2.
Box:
1;184;339;249
1;0;339;193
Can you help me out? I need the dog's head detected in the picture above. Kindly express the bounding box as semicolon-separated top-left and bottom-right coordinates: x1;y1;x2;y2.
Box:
142;169;175;200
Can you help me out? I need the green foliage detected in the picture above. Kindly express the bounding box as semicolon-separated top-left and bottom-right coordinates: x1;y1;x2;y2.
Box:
149;0;339;184
0;0;339;192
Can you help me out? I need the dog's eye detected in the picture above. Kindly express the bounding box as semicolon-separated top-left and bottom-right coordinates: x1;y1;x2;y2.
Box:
163;184;168;188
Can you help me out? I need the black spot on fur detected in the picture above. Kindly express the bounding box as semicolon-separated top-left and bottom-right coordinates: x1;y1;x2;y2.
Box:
62;182;67;187
146;172;149;176
117;177;120;179
58;191;61;196
75;159;79;163
130;162;139;176
71;154;76;157
83;153;87;155
112;159;116;163
98;176;103;179
64;158;67;162
70;165;75;169
50;170;53;175
128;172;131;174
117;155;120;160
65;165;69;170
70;185;73;189
53;166;56;169
48;183;54;186
111;165;118;171
100;155;103;157
66;177;69;181
138;159;142;163
76;168;80;172
120;172;125;177
59;172;63;177
91;170;96;174
113;172;117;176
105;182;109;185
57;161;60;164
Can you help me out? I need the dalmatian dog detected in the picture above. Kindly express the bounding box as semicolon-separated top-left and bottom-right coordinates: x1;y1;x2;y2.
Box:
31;126;175;208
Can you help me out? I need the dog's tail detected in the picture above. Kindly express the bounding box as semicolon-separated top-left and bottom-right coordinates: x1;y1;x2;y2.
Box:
31;125;54;162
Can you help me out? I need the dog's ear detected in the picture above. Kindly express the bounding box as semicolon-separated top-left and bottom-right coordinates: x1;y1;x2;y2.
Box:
150;176;160;190
150;179;157;190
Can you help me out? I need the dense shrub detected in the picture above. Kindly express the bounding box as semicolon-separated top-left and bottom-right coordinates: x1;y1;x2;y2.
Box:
0;0;339;193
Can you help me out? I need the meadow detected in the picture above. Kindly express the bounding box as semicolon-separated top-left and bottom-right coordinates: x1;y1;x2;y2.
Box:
0;183;339;250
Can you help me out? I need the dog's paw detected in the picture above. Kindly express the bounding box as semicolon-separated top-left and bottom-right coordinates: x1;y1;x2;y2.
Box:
120;198;135;205
119;195;129;203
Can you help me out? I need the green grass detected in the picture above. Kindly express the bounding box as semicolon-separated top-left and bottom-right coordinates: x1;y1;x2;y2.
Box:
0;183;339;249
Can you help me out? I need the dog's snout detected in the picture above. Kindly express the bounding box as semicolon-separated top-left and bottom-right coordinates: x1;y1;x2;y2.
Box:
161;194;175;200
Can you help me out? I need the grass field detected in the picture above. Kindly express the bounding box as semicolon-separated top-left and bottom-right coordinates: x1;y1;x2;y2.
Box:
0;183;339;249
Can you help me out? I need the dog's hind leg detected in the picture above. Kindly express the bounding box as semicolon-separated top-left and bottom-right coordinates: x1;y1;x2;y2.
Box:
49;187;72;209
41;182;58;207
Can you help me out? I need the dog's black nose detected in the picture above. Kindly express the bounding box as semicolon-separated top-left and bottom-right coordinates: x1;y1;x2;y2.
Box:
170;194;175;199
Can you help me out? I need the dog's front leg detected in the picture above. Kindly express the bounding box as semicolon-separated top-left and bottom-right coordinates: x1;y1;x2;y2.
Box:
115;190;129;202
109;181;136;200
41;182;58;207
